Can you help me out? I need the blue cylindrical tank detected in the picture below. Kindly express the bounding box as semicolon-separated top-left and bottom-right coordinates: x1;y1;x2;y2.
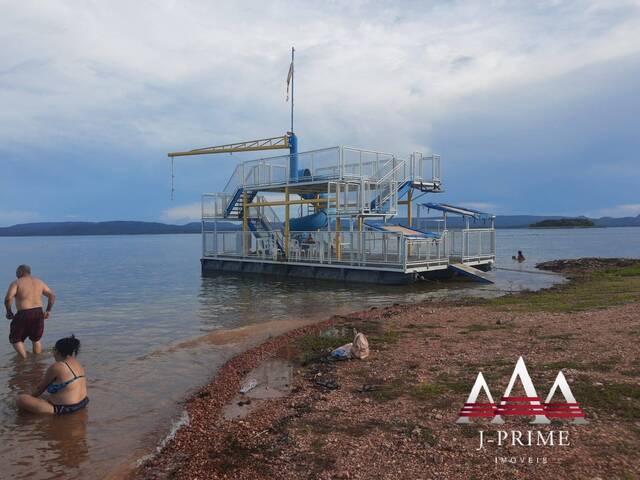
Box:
289;132;298;182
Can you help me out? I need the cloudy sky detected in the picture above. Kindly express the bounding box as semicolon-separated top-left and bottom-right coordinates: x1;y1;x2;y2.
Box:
1;0;639;225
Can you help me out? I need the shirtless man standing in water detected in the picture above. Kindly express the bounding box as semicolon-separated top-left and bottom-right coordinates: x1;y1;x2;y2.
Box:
4;265;56;358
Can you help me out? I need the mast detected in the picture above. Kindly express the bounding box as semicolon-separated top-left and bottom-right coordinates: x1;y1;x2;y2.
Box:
290;46;295;133
288;46;298;181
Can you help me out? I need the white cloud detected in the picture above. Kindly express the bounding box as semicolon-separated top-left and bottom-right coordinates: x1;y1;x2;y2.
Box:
594;204;640;217
0;1;639;220
0;210;39;226
1;0;639;155
161;202;201;222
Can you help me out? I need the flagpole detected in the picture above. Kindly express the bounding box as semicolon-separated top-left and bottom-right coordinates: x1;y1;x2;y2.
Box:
290;46;294;133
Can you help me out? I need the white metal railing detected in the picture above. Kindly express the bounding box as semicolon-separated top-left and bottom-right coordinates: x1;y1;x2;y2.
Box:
372;159;407;213
203;228;449;270
202;193;234;219
250;198;282;230
411;153;441;183
287;230;404;267
203;230;280;260
203;230;246;257
223;159;289;195
215;147;443;222
248;198;285;249
406;234;449;266
221;146;414;193
447;228;495;262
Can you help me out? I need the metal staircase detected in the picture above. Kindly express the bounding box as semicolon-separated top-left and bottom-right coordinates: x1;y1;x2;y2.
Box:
247;202;285;252
369;160;411;213
224;187;257;218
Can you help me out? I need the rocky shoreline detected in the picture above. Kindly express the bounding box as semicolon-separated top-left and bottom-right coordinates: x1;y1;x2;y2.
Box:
134;259;640;480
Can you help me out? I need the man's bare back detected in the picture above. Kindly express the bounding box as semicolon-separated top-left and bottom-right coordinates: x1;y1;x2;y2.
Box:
11;276;49;312
5;265;56;358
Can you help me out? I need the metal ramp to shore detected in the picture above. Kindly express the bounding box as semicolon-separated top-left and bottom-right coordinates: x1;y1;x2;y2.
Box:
448;263;494;284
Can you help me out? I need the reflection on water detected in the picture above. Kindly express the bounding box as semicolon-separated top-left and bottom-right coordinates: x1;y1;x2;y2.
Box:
28;412;89;477
0;228;637;479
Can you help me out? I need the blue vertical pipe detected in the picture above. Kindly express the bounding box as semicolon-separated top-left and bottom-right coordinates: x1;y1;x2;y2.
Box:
289;132;298;182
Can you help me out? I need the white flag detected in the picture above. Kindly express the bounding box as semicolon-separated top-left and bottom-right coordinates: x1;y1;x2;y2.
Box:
286;61;293;101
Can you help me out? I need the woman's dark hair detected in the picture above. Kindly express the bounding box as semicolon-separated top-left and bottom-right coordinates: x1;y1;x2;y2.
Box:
55;335;80;357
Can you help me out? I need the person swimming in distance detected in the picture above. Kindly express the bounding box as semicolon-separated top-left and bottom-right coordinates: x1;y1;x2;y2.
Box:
517;250;526;262
17;335;88;415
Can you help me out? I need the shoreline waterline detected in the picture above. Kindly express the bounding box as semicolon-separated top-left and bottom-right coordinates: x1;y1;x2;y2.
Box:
2;230;639;479
133;258;640;480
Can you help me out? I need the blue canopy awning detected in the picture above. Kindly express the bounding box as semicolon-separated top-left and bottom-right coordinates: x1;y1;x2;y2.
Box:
421;203;495;220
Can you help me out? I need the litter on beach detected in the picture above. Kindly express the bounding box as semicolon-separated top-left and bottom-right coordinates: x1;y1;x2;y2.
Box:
239;378;258;394
330;331;370;360
352;331;370;359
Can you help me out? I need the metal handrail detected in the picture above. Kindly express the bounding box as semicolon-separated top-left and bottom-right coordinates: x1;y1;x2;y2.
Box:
203;227;450;271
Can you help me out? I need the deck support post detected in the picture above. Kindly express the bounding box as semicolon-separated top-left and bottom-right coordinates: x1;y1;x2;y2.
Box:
336;217;341;260
242;190;249;256
284;187;290;258
335;187;341;260
407;188;413;257
407;188;413;227
357;215;363;264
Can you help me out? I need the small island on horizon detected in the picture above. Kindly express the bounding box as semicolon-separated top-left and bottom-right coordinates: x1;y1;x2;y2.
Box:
529;218;596;228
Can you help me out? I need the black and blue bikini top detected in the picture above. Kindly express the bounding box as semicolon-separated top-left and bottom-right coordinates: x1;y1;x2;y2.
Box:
47;361;84;394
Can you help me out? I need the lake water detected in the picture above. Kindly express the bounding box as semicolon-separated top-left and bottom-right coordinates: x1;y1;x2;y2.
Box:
0;227;638;479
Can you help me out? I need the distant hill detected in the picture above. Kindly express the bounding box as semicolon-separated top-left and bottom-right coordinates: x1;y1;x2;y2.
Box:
529;218;595;228
0;215;638;237
0;221;205;237
382;214;640;229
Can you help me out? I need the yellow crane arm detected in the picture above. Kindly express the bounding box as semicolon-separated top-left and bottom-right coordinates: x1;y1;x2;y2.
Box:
168;135;289;158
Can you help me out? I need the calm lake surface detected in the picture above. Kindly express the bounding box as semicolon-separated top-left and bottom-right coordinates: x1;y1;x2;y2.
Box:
0;227;638;479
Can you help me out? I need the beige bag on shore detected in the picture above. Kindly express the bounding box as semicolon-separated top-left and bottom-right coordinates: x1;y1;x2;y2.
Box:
351;331;369;359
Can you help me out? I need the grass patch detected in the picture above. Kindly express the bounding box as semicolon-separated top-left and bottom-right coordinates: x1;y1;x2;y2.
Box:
483;260;640;312
572;381;640;420
406;323;443;330
367;377;408;402
541;360;583;370
310;437;325;452
301;417;395;437
368;329;403;345
458;425;478;439
465;324;493;332
422;333;442;339
411;381;448;400
408;423;437;446
215;435;259;473
367;372;471;403
458;360;515;386
433;375;473;394
537;333;575;341
540;357;620;373
459;323;513;334
294;331;352;365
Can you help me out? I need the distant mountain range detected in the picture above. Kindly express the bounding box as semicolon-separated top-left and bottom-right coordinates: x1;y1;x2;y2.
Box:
385;214;640;229
0;215;638;237
0;221;204;237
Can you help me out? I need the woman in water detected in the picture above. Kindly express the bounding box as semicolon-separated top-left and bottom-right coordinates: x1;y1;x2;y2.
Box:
17;335;88;415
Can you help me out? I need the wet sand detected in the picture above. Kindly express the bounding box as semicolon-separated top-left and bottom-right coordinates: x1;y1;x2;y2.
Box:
133;259;640;480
